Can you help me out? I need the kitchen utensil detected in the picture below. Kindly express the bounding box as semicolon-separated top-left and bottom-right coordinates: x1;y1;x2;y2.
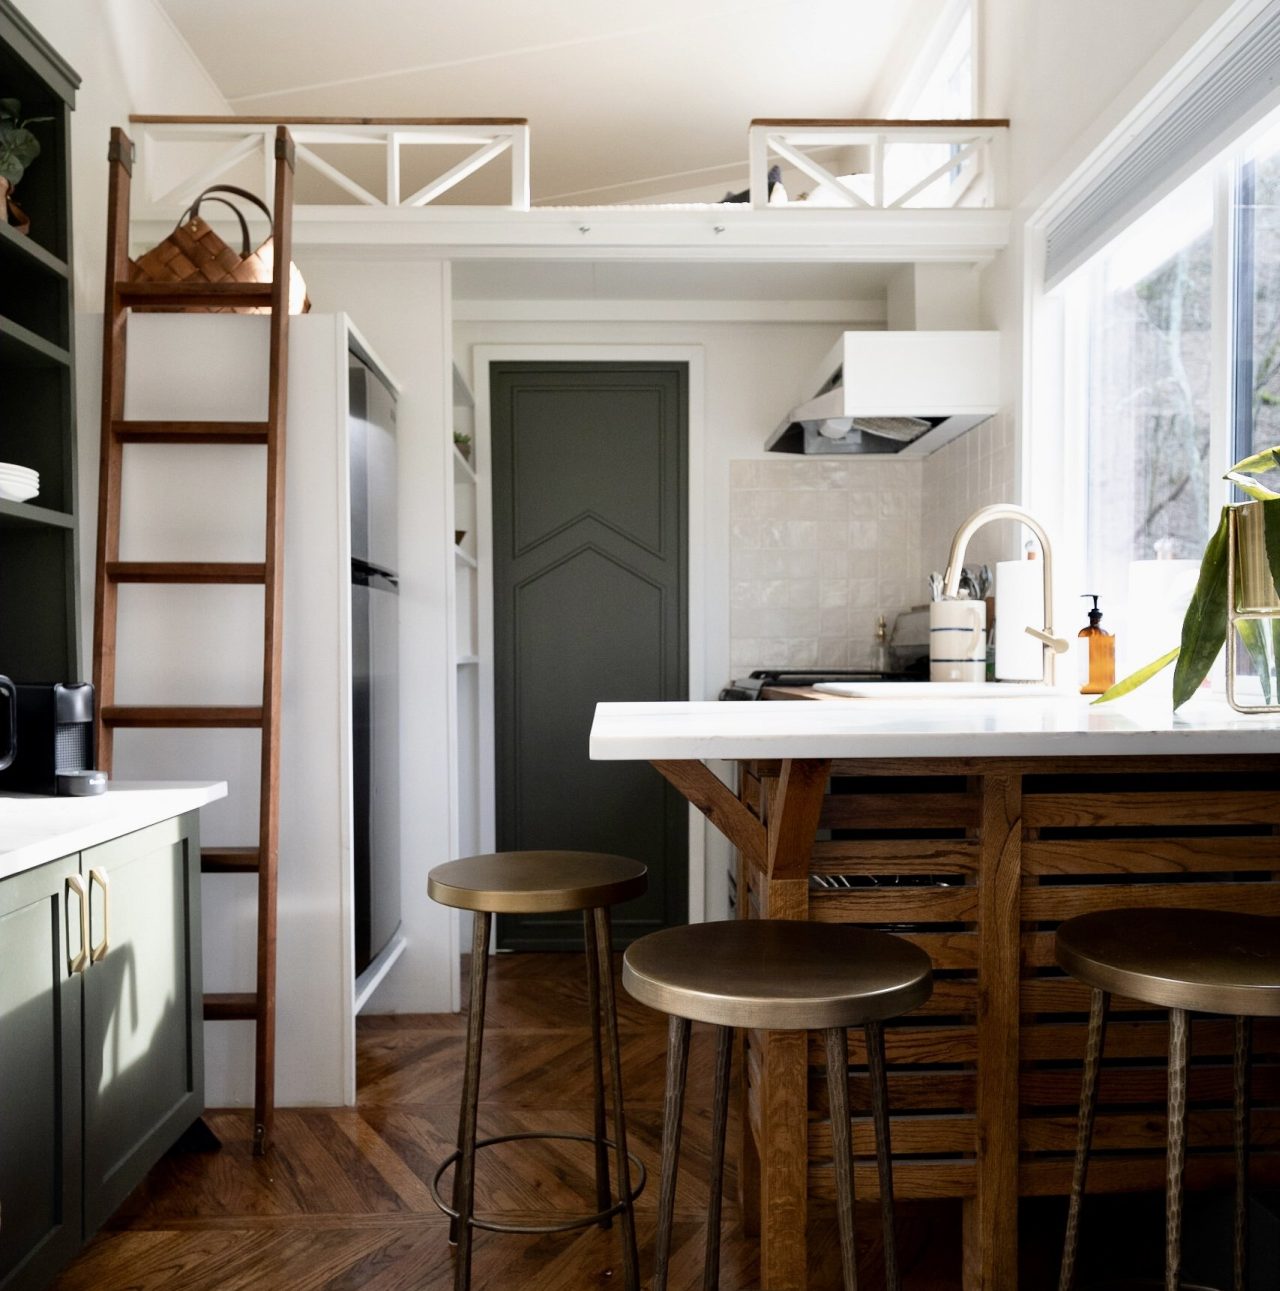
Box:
928;572;943;602
929;597;987;683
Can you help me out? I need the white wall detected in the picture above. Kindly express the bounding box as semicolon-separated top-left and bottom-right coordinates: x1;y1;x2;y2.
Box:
299;254;457;1015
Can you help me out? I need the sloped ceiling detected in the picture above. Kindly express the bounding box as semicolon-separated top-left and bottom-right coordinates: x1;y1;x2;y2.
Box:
155;0;946;203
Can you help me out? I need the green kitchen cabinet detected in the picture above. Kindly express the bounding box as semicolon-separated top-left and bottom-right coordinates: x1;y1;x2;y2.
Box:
0;812;204;1288
82;814;204;1231
0;853;83;1291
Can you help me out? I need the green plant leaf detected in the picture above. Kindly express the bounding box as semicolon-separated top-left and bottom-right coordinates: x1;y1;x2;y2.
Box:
0;99;19;122
1237;618;1273;705
1226;447;1280;500
1264;498;1280;599
1090;646;1180;704
1172;506;1231;709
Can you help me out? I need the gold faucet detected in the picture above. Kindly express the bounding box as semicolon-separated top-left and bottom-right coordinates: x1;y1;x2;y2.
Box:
942;503;1070;685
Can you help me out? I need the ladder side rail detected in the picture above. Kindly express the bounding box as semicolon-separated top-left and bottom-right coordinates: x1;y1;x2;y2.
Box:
252;125;295;1156
92;128;134;774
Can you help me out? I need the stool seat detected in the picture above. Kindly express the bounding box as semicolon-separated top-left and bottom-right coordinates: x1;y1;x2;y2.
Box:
427;850;647;914
1056;908;1280;1018
623;918;932;1030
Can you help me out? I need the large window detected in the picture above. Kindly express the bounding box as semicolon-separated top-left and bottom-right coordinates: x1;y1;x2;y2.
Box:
1058;104;1280;680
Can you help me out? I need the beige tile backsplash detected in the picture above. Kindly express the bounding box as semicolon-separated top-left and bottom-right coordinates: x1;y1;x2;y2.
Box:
729;415;1017;673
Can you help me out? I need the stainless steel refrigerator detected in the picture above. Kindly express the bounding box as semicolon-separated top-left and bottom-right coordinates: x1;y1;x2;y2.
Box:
349;348;400;977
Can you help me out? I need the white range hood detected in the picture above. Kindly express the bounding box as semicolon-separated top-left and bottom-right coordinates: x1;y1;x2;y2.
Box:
767;330;1001;457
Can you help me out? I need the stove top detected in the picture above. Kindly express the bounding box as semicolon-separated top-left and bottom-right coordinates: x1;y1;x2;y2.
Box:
719;667;923;700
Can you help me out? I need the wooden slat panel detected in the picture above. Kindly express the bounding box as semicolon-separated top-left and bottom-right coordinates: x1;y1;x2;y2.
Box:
810;1114;976;1158
1022;1019;1280;1062
811;838;979;874
810;884;978;923
821;793;979;829
1019;1152;1280;1197
1021;1109;1280;1153
102;705;263;728
1023;790;1280;829
112;419;270;444
869;930;978;970
1021;977;1169;1013
1023;836;1280;875
1022;880;1280;921
808;1026;977;1066
815;1071;976;1113
809;1159;976;1201
1021;1063;1280;1108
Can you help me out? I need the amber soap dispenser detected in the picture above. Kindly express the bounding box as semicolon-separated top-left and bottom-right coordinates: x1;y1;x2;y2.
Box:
1078;594;1115;695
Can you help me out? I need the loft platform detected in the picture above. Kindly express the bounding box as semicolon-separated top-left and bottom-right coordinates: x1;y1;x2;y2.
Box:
126;115;1012;263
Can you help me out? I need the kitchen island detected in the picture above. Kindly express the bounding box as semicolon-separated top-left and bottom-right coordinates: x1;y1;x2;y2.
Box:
590;693;1280;1291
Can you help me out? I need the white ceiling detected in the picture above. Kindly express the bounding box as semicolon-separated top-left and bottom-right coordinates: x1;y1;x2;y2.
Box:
156;0;947;204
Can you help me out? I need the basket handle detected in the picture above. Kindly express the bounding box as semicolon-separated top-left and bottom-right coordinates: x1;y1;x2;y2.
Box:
182;185;274;256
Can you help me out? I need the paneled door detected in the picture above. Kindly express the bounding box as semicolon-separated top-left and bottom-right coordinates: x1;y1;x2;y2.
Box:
491;362;688;949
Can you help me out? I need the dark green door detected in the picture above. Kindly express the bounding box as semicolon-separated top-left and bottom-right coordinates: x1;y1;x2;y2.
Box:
0;855;83;1291
82;814;204;1230
492;361;688;950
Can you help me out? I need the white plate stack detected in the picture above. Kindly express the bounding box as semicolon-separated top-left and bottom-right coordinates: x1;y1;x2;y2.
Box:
0;462;40;502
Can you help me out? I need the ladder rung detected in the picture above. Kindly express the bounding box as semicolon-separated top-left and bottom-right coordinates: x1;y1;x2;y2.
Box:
204;992;258;1022
201;847;261;874
113;419;270;445
117;281;274;309
107;561;266;585
101;705;263;728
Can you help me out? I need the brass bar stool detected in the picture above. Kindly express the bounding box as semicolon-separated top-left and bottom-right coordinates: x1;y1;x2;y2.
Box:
623;919;933;1291
1055;908;1280;1291
427;851;648;1291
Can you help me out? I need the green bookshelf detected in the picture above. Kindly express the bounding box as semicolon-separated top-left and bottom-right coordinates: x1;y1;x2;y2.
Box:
0;0;80;681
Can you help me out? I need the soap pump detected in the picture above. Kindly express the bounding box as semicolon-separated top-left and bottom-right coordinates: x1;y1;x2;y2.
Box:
1078;594;1115;695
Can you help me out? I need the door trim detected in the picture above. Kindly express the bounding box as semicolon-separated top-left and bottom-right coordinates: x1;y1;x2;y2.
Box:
471;344;707;948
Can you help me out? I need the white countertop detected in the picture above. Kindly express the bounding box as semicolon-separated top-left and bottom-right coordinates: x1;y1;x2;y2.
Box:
0;781;228;882
589;692;1280;761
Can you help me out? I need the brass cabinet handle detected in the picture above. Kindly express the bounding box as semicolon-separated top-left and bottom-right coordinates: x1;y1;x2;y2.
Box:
66;874;89;975
89;868;111;963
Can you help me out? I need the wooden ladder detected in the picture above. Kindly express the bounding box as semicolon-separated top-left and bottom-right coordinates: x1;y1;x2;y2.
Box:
92;125;296;1156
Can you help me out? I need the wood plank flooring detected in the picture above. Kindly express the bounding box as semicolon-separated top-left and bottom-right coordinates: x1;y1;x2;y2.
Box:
54;953;1051;1290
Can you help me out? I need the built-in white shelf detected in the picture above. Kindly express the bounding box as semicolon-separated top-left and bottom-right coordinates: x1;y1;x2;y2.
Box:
453;445;476;481
455;546;477;568
457;655;479;666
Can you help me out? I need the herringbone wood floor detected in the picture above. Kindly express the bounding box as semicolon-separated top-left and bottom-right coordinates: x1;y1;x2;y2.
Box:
52;954;1056;1290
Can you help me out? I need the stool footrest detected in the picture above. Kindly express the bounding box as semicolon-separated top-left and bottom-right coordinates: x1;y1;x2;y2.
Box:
430;1131;647;1236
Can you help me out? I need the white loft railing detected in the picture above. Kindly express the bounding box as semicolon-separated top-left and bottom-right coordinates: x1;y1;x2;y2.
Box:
748;118;1009;210
128;116;532;214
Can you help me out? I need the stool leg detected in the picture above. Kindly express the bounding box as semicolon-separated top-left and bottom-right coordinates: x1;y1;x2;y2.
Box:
704;1024;734;1291
824;1026;859;1291
453;911;491;1291
584;910;612;1231
1165;1008;1189;1291
654;1013;691;1291
1233;1015;1252;1291
866;1020;899;1291
594;907;640;1291
1058;988;1109;1291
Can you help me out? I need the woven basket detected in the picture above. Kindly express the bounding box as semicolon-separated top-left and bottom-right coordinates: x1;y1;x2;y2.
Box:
130;184;310;315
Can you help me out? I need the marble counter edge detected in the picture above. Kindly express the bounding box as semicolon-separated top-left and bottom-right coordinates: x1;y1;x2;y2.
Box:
588;697;1280;760
0;781;229;881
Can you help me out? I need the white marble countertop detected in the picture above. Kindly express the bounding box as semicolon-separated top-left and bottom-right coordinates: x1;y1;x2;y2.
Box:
0;781;228;882
589;692;1280;761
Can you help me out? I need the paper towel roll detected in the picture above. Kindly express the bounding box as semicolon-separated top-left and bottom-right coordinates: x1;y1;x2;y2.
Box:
995;559;1044;681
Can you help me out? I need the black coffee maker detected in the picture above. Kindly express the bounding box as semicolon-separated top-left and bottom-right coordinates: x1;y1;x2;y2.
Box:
0;681;104;795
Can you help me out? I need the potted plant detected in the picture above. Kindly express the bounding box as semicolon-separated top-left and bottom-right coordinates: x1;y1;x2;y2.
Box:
1097;447;1280;710
0;99;52;235
453;430;472;463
